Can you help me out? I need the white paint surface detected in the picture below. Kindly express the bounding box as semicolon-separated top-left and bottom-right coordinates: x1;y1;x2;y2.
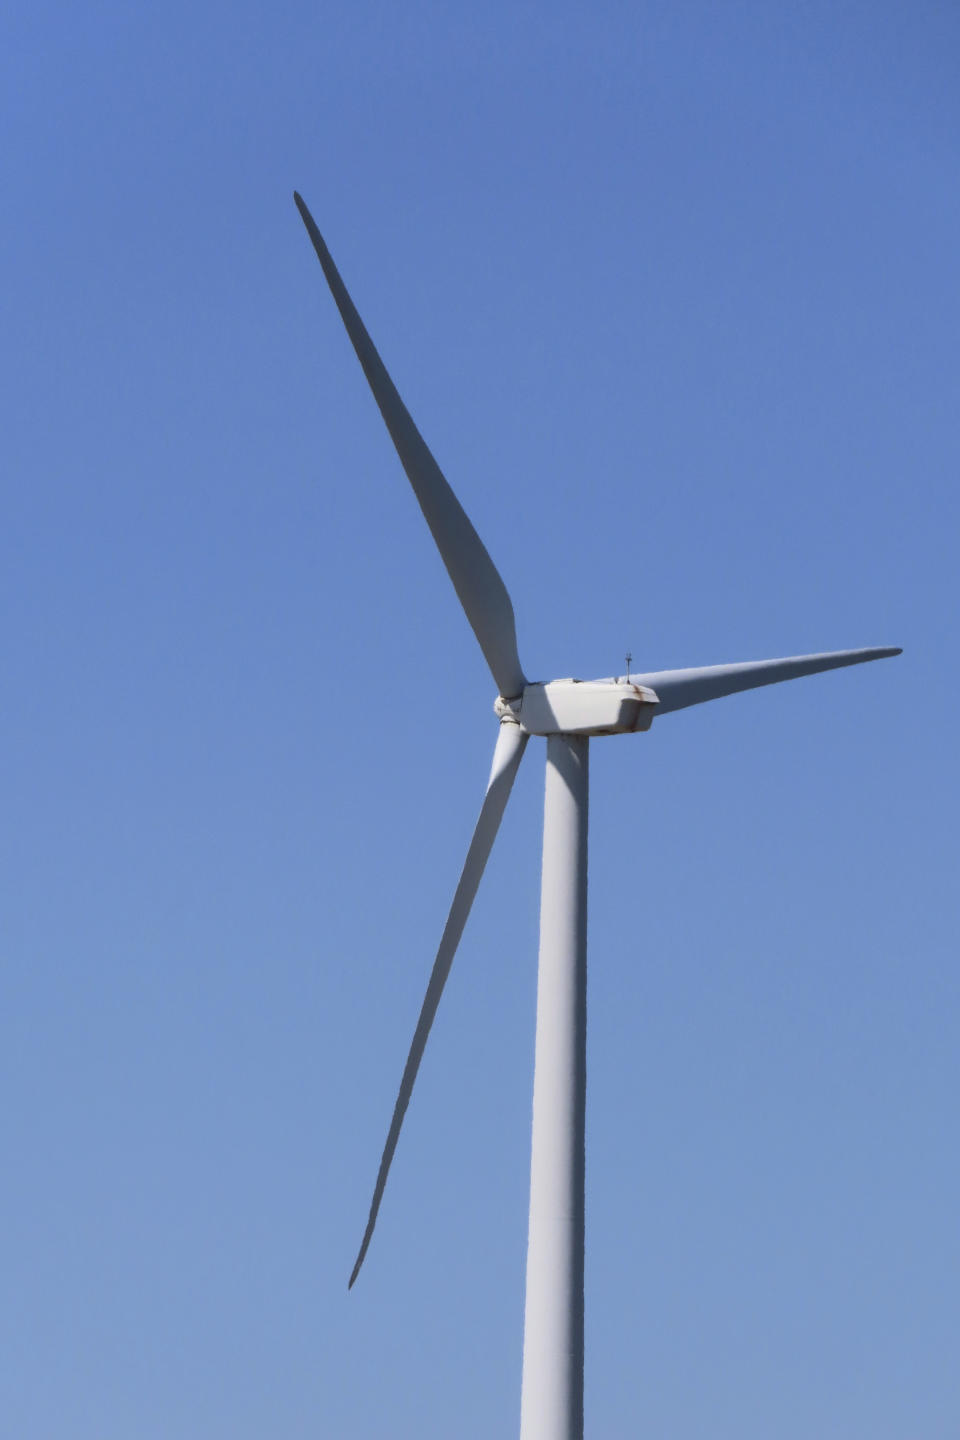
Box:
520;734;589;1440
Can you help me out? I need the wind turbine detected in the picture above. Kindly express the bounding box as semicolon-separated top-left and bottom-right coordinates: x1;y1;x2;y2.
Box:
294;192;900;1440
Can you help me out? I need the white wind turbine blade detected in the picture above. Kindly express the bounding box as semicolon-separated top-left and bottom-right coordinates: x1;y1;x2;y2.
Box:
349;720;528;1287
294;193;527;700
634;646;902;715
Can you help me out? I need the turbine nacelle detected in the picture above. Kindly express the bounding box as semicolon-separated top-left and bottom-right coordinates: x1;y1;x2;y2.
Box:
496;679;660;736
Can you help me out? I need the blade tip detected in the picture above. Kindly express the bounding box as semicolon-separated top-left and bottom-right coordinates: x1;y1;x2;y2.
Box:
348;1237;368;1290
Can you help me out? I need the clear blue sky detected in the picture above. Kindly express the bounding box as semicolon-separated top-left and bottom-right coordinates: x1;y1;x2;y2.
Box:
2;3;957;1436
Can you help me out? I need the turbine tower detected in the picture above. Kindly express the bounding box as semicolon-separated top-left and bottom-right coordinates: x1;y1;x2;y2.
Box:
294;193;900;1440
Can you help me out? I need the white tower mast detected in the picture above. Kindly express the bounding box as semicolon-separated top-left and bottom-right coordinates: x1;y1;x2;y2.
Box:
521;734;589;1440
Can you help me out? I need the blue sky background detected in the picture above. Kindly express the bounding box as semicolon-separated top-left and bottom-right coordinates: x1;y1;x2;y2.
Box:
2;2;957;1436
